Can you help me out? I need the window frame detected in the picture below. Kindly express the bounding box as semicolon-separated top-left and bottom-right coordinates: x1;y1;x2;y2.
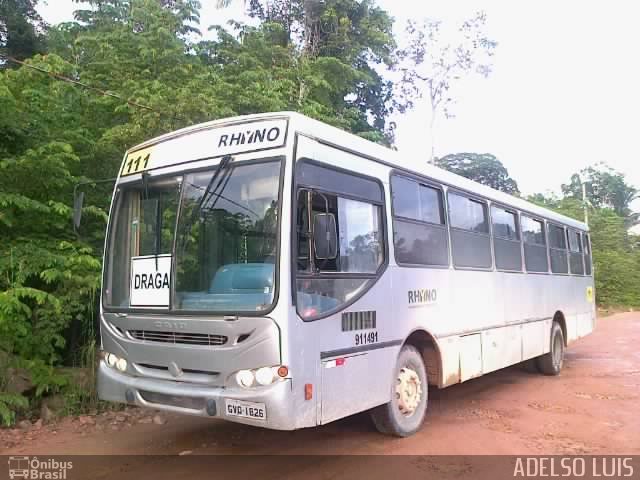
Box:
547;222;569;275
389;172;450;269
567;229;585;276
547;222;567;250
521;214;547;247
520;214;549;274
391;176;446;226
292;158;389;322
567;229;583;253
447;190;491;236
490;202;523;273
447;189;493;271
490;204;521;242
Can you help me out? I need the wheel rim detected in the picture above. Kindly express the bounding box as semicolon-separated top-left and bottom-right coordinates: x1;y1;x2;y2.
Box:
552;332;563;368
395;366;422;417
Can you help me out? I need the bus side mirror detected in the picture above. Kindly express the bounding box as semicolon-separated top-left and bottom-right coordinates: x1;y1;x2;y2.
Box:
73;190;84;232
313;213;337;260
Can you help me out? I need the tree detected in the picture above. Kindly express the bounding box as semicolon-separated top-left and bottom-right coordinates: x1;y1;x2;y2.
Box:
214;0;397;143
435;152;519;195
561;163;638;226
0;0;46;66
73;0;202;38
396;12;497;161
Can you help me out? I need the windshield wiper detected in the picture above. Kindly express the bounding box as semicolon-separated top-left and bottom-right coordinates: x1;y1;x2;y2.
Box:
198;154;234;213
178;155;234;253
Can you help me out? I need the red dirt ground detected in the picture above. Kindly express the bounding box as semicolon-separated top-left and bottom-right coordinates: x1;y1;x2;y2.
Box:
2;312;638;478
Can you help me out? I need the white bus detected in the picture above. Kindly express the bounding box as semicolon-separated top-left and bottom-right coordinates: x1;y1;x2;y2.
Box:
97;112;595;437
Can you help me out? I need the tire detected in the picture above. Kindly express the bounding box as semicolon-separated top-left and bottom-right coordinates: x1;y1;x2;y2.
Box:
371;345;428;437
536;322;565;375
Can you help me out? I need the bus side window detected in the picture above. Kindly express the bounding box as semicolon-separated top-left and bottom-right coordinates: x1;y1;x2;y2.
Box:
295;161;385;319
521;215;548;273
548;223;568;274
390;175;449;267
448;192;492;269
568;230;585;275
491;205;522;272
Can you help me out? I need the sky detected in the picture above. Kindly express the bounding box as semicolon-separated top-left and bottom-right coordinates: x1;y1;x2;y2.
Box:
37;0;640;206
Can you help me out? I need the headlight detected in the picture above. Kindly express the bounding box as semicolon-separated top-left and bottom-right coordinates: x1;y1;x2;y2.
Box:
103;351;128;372
116;358;128;372
255;367;274;386
232;365;289;388
106;353;117;367
236;369;254;388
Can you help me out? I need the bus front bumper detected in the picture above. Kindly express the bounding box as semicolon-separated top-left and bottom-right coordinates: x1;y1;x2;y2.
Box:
97;361;295;430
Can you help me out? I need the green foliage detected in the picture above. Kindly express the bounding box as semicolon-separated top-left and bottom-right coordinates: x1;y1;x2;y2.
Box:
60;339;100;416
217;0;397;141
435;152;519;195
561;163;638;226
0;392;28;426
0;0;46;65
0;353;30;426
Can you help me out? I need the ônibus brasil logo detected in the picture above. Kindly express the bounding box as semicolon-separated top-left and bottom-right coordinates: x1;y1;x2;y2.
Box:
8;456;73;480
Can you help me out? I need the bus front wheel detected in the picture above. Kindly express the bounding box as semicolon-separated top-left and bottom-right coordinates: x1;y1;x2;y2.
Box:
371;345;428;437
536;321;565;375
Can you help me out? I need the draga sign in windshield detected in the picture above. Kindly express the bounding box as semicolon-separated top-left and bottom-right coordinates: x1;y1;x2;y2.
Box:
129;255;172;307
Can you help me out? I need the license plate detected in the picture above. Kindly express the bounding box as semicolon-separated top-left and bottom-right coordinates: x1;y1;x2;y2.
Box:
225;399;267;420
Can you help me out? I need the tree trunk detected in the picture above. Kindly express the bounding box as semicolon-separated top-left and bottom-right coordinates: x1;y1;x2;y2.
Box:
302;0;318;57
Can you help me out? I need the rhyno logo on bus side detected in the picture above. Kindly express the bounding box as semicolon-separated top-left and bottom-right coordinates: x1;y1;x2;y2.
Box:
408;288;437;307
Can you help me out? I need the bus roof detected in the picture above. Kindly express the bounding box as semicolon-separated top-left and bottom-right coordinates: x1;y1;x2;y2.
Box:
128;111;588;232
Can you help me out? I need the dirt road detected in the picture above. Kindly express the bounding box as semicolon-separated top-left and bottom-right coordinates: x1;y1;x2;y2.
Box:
2;313;639;467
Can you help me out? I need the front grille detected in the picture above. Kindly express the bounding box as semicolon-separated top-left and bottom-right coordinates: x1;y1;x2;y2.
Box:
139;390;205;411
128;330;228;346
137;363;219;376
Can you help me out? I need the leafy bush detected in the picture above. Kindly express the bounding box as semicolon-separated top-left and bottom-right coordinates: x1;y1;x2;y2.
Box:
0;393;28;426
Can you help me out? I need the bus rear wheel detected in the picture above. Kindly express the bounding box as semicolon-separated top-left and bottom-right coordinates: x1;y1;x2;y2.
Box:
371;345;428;437
536;321;565;375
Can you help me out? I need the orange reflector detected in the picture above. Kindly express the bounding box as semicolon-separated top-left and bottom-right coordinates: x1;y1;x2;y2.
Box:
277;365;289;377
305;383;313;400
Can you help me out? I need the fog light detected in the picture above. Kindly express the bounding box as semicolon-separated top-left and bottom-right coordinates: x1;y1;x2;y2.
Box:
236;369;254;388
116;358;128;372
255;367;274;386
106;353;117;368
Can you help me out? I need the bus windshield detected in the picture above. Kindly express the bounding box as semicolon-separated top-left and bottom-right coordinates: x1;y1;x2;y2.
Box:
104;159;281;313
